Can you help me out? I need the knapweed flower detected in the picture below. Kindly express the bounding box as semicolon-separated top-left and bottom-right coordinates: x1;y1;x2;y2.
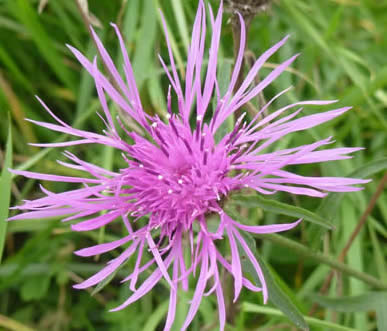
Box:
11;1;368;330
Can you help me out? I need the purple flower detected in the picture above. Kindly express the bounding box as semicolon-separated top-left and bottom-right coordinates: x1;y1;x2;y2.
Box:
11;1;368;329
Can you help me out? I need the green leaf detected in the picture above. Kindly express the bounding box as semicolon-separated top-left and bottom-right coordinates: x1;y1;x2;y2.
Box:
14;101;98;174
311;292;387;331
7;0;75;93
132;0;157;89
312;157;387;246
250;233;387;290
339;66;387;108
20;274;51;301
242;303;358;331
120;0;140;57
368;222;387;280
231;194;332;229
75;40;99;117
171;291;190;331
282;0;332;56
0;118;12;263
90;268;116;296
214;60;233;143
0;45;35;94
142;301;169;331
236;232;309;331
0;314;35;331
91;245;133;296
171;0;190;52
310;292;385;312
156;0;185;80
347;157;387;179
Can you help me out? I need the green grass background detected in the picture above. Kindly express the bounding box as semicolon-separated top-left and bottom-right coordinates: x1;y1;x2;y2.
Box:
0;0;387;330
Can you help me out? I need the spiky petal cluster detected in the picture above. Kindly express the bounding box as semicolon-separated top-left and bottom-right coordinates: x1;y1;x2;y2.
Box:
10;1;368;330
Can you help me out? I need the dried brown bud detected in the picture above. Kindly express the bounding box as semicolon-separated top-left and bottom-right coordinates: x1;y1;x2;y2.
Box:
223;0;271;17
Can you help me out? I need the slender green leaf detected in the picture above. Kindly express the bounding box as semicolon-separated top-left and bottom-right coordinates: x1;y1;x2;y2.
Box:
368;222;387;280
132;0;157;89
0;119;12;263
171;0;190;52
231;194;333;229
252;233;387;290
120;0;140;57
236;232;309;330
0;314;36;331
7;0;75;92
347;157;387;179
156;0;185;78
339;66;387;108
14;101;99;174
214;60;233;143
91;270;116;296
310;292;386;312
75;40;99;117
171;291;190;331
312;158;387;246
282;0;332;56
0;46;35;93
311;292;387;331
242;303;358;331
142;301;169;331
342;199;367;330
49;0;83;50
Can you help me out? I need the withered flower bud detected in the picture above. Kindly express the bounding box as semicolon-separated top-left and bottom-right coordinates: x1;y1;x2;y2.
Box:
224;0;271;19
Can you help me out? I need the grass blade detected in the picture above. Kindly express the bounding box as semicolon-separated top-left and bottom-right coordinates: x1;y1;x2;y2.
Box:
132;0;157;89
171;0;190;52
7;0;75;93
0;118;12;263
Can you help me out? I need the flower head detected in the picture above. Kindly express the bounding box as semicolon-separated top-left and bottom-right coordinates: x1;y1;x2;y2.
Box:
11;1;368;330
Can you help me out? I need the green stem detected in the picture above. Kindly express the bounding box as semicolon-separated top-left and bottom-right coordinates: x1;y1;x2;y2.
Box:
254;233;387;290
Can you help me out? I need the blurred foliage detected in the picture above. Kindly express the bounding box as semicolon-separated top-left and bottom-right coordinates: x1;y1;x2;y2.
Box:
0;0;387;330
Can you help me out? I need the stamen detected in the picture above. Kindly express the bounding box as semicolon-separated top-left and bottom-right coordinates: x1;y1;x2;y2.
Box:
155;130;167;146
167;85;172;115
160;145;170;158
200;136;205;151
170;118;179;137
182;138;193;154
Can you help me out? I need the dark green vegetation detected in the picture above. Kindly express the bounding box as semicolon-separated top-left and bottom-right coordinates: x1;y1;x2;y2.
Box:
1;0;387;330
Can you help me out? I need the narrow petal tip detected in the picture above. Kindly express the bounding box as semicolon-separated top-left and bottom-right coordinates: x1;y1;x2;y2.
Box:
73;283;85;290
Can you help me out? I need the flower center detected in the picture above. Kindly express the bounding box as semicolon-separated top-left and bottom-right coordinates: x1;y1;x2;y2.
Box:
122;117;235;230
